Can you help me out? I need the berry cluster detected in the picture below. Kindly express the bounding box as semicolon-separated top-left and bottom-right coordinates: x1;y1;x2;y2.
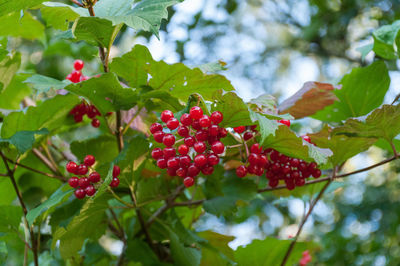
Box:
236;143;322;190
69;100;101;128
299;250;312;266
150;106;227;188
66;60;89;83
66;155;121;199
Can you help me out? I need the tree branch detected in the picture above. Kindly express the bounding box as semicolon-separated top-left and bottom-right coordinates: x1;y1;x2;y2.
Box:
280;168;336;266
32;148;61;175
0;151;39;266
70;0;83;7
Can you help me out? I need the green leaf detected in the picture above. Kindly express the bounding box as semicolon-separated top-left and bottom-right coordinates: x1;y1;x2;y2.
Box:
64;73;138;113
333;104;400;145
0;241;7;261
211;90;252;127
115;135;149;170
70;136;119;164
24;74;71;93
356;43;373;60
313;61;390;122
234;238;316;266
0;74;31;109
170;230;202;266
0;205;21;233
72;17;115;48
136;177;168;204
0;12;44;40
372;20;400;59
1;94;80;138
126;239;159;265
41;3;81;30
197;231;235;266
54;193;110;259
262;124;333;165
249;111;279;144
110;45;234;101
26;185;73;225
0;0;47;17
0;128;49;153
203;196;237;217
0;52;20;93
309;125;377;166
196;60;227;73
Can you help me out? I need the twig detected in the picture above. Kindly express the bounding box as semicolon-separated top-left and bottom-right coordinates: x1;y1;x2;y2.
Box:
108;187;135;208
122;106;143;135
0;151;39;266
4;156;66;182
280;168;336;266
116;111;124;151
391;141;398;159
32;148;60;175
258;154;398;193
70;0;83;7
173;199;205;207
0;173;7;177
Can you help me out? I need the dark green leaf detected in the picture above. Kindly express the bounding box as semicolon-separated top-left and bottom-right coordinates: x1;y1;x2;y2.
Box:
0;0;47;17
70;136;119;164
24;74;71;93
41;3;81;30
0;12;44;40
73;17;115;48
0;128;49;153
197;231;235;266
0;205;21;233
126;239;159;265
313;61;390;122
170;230;202;266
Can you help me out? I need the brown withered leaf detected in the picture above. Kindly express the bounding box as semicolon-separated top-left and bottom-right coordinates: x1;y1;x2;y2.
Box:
278;82;339;119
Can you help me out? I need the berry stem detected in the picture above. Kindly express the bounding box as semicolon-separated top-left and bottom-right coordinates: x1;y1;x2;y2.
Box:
280;168;335;266
0;151;39;266
107;187;135;208
116;111;124;151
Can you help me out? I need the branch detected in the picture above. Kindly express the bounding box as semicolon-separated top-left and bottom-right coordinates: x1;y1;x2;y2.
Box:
173;199;205;207
70;0;83;7
280;168;335;266
32;148;61;175
0;151;39;266
258;154;398;193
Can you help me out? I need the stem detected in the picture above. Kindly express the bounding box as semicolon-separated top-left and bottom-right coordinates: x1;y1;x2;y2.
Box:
391;141;398;159
108;187;135;208
116;111;124;152
122;106;143;135
0;151;38;266
280;168;335;266
70;0;83;7
32;148;61;175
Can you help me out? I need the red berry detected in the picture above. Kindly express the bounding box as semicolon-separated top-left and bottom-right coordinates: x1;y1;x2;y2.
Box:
166;118;179;130
74;188;86;199
308;162;317;171
279;154;289;164
302;135;312;143
201;165;214;175
270;150;280;161
290;158;300;167
187;164;200;176
250;143;262;154
295;178;305;187
87;106;98;119
199;115;211;128
278;119;291;127
210;111;223;124
248;153;259;165
73;59;84;71
74;114;83;123
183;176;195;188
208;125;219;136
195;130;208;141
257;154;268;168
236;165;247;178
299;163;308;172
151;148;163;159
176;167;187;178
194;141;207;153
70;70;82;83
255;166;264;176
285;179;295;190
163;147;176;159
243;131;254;141
211;141;225;154
191;120;202;130
163;134;176;147
291;171;300;179
282;165;291;175
194;154;207;167
85;185;96;196
153;131;165;143
150;123;163;134
167;168;177;176
113;165;121;177
218;128;228;138
207;136;218;144
189;106;203;120
247;164;259;175
89;172;101;183
91;119;100;128
312;169;321;178
208;153;219;165
234;126;245;134
77;164;88;175
110;177;120;187
78;177;90;189
250;125;257;131
161;110;174;123
177;126;190;137
269;178;279;188
266;171;274;180
83;155;95;166
180;113;192;126
184;136;196;147
180;155;191;168
178;144;189;155
167;157;180;169
68;177;79;188
66;161;78;174
157;158;167;169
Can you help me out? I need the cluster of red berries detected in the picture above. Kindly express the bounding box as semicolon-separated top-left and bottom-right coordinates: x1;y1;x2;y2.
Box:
66;155;121;199
69;100;101;128
150;106;227;188
66;59;89;83
236;143;322;190
299;250;312;266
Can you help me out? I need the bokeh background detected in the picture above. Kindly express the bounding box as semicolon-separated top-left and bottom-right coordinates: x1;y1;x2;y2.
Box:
14;0;400;265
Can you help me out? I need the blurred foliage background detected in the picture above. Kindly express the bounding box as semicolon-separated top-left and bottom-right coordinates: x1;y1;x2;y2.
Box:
4;0;400;265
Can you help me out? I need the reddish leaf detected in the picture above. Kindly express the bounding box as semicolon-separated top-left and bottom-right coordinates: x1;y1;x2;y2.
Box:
278;82;339;119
